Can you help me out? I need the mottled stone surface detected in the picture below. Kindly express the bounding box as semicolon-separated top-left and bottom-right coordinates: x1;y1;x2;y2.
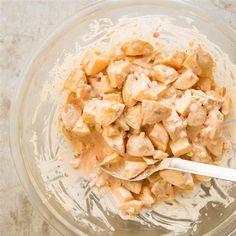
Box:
0;1;235;235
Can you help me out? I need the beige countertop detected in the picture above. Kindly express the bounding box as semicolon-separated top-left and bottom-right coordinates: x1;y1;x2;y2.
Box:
0;1;235;235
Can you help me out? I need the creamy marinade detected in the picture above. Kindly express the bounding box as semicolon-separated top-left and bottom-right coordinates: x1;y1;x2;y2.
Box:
32;16;236;234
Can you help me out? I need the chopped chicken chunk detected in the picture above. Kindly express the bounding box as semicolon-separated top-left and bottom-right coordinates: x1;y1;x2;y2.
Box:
159;170;188;187
153;150;169;160
121;180;142;194
126;132;155;156
61;104;81;130
173;69;199;90
72;117;90;136
151;180;175;200
122;75;137;107
125;104;142;132
100;153;121;166
183;46;214;77
107;60;130;89
139;186;155;207
119;200;143;216
121;39;153;56
148;123;169;151
187;102;207;126
175;90;192;116
124;160;148;179
169;138;192;156
151;64;178;84
81;50;109;76
142;100;171;125
113;186;133;203
63;68;87;92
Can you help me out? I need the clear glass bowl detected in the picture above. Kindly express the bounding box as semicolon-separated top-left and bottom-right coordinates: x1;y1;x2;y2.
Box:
10;0;236;235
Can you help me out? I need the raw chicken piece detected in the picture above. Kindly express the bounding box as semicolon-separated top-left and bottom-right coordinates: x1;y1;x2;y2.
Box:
139;186;155;207
107;60;130;88
123;159;148;178
141;100;171;125
82;99;125;126
126;132;155;156
102;126;125;155
61;104;81;130
125;104;142;132
113;186;133;203
169;138;192;156
183;46;215;77
173;69;199;90
187;102;207;126
148;123;169;151
63;68;87;92
175;90;192;116
81;50;109;76
122;75;137;107
72;117;90;136
151;64;178;85
154;51;186;69
121;39;153;56
100;152;121;166
119;200;143;216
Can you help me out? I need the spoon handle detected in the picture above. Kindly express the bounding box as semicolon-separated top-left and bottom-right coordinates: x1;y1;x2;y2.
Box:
168;158;236;182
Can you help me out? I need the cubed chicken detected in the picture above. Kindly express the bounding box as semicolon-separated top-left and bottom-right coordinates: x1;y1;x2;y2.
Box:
187;102;207;126
107;60;130;88
153;150;169;160
139;186;155;207
116;115;130;131
121;180;142;194
194;77;212;92
121;39;153;56
154;51;186;69
169;138;192;156
141;100;172;125
202;108;224;140
81;50;109;76
122;75;137;107
72;117;90;136
187;126;202;142
89;75;115;95
143;157;159;165
148;123;169;151
173;69;199;90
179;173;194;190
124;159;148;179
151;64;178;85
61;104;81;130
100;152;121;166
113;186;133;203
126;132;155;157
63;68;87;92
83;99;125;126
162;109;187;141
206;136;227;157
221;95;232;116
125;104;142;132
191;143;212;164
194;174;211;183
151;180;175;200
102;126;125;155
103;92;123;103
175;90;192;116
118;200;143;216
159;170;188;187
183;46;215;77
76;83;92;100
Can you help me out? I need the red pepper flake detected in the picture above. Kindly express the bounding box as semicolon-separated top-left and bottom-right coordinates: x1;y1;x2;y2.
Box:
222;87;226;96
153;32;160;38
64;172;69;177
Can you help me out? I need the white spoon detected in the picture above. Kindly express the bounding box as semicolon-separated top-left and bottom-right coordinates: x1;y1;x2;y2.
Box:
101;158;236;182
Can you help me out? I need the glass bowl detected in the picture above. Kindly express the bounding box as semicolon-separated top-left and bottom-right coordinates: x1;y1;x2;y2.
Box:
10;0;236;235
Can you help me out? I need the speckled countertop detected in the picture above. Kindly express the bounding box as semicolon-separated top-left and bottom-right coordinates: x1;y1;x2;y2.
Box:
0;1;236;235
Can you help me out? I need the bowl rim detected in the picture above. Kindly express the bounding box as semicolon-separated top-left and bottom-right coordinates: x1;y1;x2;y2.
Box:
9;0;236;235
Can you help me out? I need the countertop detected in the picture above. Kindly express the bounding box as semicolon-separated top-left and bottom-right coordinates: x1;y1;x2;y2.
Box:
0;1;236;235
